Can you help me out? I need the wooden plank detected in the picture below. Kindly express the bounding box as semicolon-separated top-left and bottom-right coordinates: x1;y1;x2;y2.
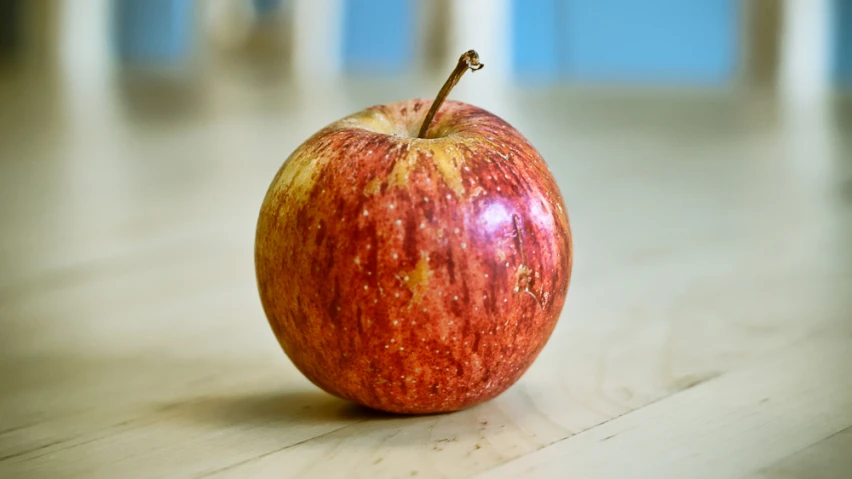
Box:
755;426;852;479
480;337;852;479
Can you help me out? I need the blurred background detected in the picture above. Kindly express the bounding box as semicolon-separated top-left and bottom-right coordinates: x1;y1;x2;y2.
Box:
0;0;850;353
2;0;851;88
1;0;851;351
1;0;851;335
2;2;852;475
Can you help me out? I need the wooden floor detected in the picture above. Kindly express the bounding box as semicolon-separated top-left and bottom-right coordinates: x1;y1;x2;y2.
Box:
1;67;851;478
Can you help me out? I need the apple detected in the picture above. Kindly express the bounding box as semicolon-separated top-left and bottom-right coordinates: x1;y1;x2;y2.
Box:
255;51;572;414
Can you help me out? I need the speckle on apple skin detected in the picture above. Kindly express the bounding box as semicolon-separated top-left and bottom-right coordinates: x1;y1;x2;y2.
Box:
255;99;572;414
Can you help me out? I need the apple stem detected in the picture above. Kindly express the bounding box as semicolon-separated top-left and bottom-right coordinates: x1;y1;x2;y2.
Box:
417;50;484;139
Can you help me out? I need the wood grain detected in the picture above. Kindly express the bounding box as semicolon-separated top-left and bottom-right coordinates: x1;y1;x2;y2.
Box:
1;69;851;478
480;337;852;478
757;426;852;479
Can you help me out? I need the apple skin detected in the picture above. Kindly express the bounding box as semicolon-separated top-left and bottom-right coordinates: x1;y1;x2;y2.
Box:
255;99;572;414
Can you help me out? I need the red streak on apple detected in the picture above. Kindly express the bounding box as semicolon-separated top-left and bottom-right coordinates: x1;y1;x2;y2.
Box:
255;98;572;414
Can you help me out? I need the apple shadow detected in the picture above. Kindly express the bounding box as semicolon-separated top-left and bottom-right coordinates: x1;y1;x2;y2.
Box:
177;389;404;430
175;386;502;466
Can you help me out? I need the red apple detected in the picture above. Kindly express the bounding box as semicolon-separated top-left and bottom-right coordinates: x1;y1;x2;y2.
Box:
255;52;572;414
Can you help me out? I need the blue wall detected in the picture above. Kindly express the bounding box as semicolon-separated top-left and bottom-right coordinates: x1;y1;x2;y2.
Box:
835;0;852;85
113;0;196;64
338;0;741;84
342;0;416;74
253;0;283;16
105;0;850;86
511;0;740;85
511;0;561;81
